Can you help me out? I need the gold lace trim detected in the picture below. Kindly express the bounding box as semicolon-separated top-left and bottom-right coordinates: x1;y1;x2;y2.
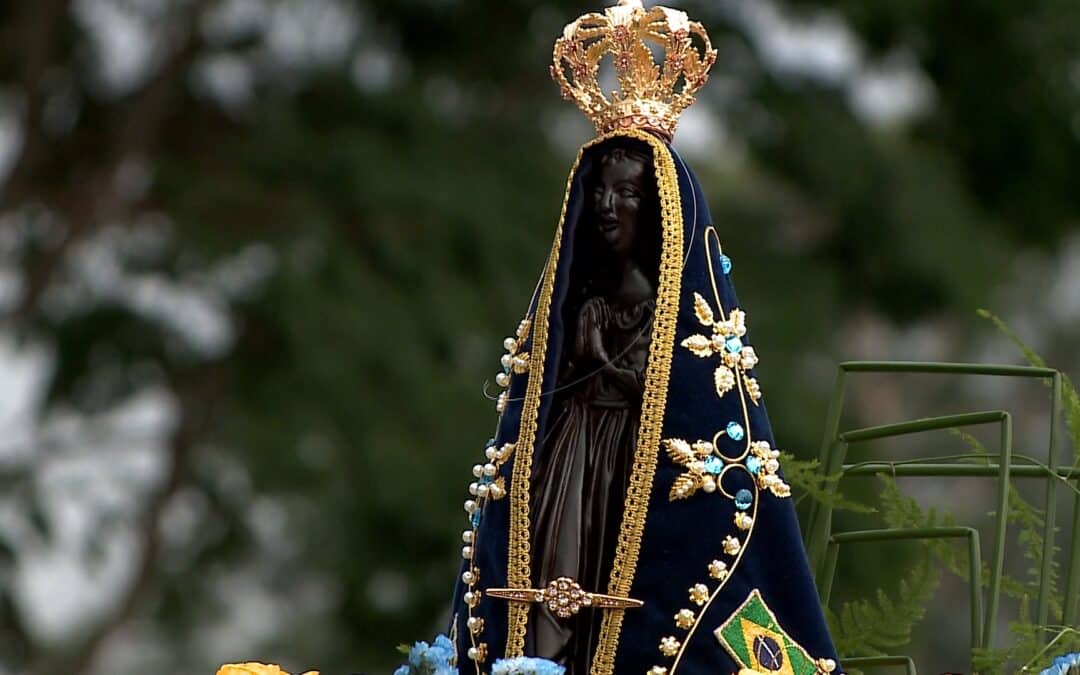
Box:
503;133;577;657
589;129;684;675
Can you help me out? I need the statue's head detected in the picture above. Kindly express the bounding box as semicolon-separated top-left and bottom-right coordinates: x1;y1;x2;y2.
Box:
593;147;652;258
565;139;662;308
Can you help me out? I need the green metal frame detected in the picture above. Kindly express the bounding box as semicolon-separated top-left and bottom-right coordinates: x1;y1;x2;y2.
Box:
820;527;983;650
801;361;1080;672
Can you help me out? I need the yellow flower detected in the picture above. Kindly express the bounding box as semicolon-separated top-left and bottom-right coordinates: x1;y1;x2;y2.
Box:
216;663;318;675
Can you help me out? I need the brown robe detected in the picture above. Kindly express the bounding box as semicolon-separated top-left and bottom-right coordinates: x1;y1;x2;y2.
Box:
527;295;655;675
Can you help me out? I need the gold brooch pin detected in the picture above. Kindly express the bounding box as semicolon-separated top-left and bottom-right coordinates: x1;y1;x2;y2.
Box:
487;576;643;618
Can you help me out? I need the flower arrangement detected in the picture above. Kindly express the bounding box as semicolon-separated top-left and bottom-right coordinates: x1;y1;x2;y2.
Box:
395;635;457;675
393;635;565;675
490;656;566;675
1040;653;1080;675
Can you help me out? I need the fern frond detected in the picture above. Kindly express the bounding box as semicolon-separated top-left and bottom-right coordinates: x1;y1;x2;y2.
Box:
829;554;940;657
781;454;876;513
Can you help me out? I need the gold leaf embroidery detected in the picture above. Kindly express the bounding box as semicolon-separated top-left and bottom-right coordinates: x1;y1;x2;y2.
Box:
681;334;714;357
750;441;791;497
744;375;762;403
739;347;758;370
664;438;696;466
714;366;736;396
692;292;714;326
728;308;746;336
670;473;701;500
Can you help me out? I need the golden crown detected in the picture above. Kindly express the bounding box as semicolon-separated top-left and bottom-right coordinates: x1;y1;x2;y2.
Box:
551;0;717;141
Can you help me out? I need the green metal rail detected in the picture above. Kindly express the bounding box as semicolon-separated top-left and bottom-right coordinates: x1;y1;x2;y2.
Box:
800;361;1079;673
820;528;984;650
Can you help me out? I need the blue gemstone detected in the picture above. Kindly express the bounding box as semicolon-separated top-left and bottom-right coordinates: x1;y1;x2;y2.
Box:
726;421;745;441
471;511;482;528
746;456;762;475
734;489;753;511
704;456;723;475
479;475;493;485
720;255;733;275
725;336;743;354
485;438;496;448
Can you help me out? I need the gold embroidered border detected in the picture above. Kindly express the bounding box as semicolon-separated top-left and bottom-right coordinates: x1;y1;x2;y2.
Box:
503;152;571;658
503;129;685;663
591;130;684;675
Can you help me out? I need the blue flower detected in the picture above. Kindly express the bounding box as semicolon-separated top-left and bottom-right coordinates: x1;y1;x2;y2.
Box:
1041;652;1080;675
432;635;454;652
492;656;566;675
408;641;431;669
402;635;457;674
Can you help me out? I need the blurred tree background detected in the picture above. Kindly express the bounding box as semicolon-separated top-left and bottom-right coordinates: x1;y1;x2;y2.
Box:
0;0;1077;673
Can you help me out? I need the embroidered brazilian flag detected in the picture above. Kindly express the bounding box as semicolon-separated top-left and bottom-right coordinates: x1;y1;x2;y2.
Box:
714;590;820;675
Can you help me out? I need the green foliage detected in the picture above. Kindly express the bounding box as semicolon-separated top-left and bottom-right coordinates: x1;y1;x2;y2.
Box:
828;553;941;658
969;312;1080;671
781;453;876;514
820;313;1080;672
826;476;949;660
978;308;1080;467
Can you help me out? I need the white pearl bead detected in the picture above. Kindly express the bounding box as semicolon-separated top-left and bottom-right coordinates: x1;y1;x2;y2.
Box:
503;337;517;352
467;647;479;660
472;464;484;478
464;500;477;513
485;446;497;460
483;463;497;477
462;571;474;584
462;530;474;544
469;482;479;496
495;372;510;387
702;476;716;493
462;545;473;559
500;354;512;369
476;484;490;498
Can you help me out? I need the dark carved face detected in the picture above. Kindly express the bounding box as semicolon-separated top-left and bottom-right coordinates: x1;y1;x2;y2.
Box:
592;152;649;258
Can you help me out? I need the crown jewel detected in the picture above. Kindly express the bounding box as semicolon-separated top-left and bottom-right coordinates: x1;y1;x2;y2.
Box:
551;0;717;141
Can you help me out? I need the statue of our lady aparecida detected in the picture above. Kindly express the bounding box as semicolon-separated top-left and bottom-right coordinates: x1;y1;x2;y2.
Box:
445;2;846;675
